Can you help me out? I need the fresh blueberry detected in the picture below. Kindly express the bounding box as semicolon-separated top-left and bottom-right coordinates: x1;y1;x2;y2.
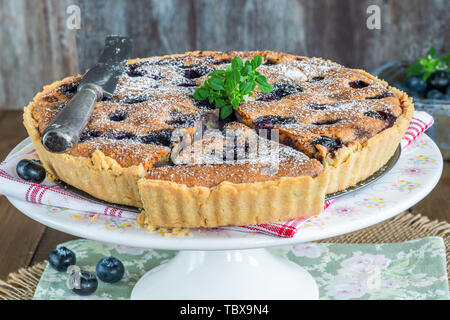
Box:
71;271;98;296
96;256;125;283
426;70;449;92
49;246;76;272
404;76;427;96
442;94;450;101
392;82;408;92
16;159;46;183
426;89;444;100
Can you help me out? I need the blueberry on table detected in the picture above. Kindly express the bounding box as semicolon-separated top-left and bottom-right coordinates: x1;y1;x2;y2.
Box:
404;76;427;96
71;271;98;296
16;159;46;183
426;89;444;100
426;70;449;92
49;246;76;272
96;256;125;283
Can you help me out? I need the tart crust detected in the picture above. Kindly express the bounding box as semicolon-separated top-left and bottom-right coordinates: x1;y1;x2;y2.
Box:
23;52;414;228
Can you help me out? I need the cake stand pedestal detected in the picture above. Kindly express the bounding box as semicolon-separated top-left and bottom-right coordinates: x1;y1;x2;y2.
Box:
5;135;443;299
131;249;318;300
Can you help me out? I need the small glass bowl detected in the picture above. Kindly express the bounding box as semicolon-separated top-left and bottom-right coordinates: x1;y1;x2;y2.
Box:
372;61;450;160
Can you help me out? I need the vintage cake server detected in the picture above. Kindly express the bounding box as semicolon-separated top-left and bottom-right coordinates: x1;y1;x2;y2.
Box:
41;36;133;153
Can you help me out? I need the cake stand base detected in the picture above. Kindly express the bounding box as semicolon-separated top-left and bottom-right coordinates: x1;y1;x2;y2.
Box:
130;248;318;300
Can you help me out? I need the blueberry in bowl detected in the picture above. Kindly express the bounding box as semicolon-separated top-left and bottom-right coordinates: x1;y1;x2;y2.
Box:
372;46;450;159
96;256;125;283
403;75;427;97
49;246;76;272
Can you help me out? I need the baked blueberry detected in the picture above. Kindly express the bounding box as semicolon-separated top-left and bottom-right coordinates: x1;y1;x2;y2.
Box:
126;62;146;77
108;110;128;122
107;131;136;140
79;129;102;142
426;70;449;92
166;113;200;128
122;94;151;104
254;115;297;129
349;80;369;89
16;159;46;183
49;246;76;272
212;58;232;65
59;82;78;96
256;82;303;101
366;92;393;100
194;99;216;110
363;110;397;128
184;66;213;79
71;271;98;296
309;76;324;82
310;135;342;152
308;103;328;110
177;81;198;87
96;256;125;283
140;129;173;147
311;119;341;125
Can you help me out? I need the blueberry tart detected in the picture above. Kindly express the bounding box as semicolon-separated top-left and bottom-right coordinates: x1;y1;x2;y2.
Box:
23;51;413;228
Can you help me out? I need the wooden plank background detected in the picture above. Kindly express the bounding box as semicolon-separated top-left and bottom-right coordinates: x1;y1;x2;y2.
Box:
0;0;449;111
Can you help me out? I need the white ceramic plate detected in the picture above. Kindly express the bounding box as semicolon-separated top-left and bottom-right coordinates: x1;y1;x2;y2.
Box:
6;135;442;250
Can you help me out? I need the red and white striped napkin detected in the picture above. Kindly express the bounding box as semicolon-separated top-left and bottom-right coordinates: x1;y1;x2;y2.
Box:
0;111;433;238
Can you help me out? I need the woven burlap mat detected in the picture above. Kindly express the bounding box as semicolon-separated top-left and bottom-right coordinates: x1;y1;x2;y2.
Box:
1;211;449;300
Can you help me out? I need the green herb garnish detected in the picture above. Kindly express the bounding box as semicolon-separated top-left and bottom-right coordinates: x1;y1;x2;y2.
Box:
407;47;450;81
193;55;273;119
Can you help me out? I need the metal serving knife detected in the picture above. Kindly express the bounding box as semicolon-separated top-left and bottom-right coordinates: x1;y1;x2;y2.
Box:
41;36;133;153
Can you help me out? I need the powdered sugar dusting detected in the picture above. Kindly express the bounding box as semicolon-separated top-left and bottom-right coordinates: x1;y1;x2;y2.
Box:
33;51;401;186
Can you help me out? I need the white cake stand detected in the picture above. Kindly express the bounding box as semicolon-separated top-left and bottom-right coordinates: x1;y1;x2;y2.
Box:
5;135;443;299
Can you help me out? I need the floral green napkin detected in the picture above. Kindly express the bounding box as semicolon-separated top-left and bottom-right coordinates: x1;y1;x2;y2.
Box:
33;237;449;300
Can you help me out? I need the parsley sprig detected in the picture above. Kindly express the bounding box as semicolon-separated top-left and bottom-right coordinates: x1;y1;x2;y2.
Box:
407;47;450;81
193;55;273;119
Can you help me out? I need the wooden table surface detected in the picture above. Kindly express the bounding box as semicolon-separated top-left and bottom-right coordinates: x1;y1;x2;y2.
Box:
0;110;449;280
